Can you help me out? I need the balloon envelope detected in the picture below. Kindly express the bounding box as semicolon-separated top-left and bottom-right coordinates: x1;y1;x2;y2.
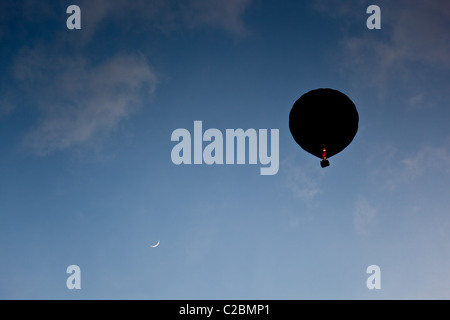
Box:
289;88;358;162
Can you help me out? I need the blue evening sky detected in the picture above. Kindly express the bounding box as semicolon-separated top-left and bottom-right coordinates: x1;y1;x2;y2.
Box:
1;0;450;299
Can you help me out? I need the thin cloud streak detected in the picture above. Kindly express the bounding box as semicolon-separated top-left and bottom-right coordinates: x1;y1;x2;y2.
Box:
365;140;450;191
314;0;450;94
78;0;252;39
353;197;376;236
15;50;157;155
282;157;322;201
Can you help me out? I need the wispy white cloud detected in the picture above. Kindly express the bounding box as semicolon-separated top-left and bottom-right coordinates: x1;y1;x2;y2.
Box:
0;95;15;115
281;157;322;201
314;0;450;95
353;197;376;235
389;1;450;70
5;0;252;155
77;0;252;38
310;0;366;20
14;49;157;155
183;0;252;34
366;140;450;191
398;143;450;181
407;93;427;110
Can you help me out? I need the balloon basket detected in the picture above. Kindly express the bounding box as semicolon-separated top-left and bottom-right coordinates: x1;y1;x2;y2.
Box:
320;159;330;168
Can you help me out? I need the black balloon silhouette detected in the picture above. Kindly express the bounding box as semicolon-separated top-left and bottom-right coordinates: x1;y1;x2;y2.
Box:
289;88;359;168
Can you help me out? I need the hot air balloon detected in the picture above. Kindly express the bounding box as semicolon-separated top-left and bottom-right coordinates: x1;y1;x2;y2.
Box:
289;88;359;168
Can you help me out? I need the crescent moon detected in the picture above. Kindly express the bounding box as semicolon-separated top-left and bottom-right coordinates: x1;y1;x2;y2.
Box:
151;240;160;248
